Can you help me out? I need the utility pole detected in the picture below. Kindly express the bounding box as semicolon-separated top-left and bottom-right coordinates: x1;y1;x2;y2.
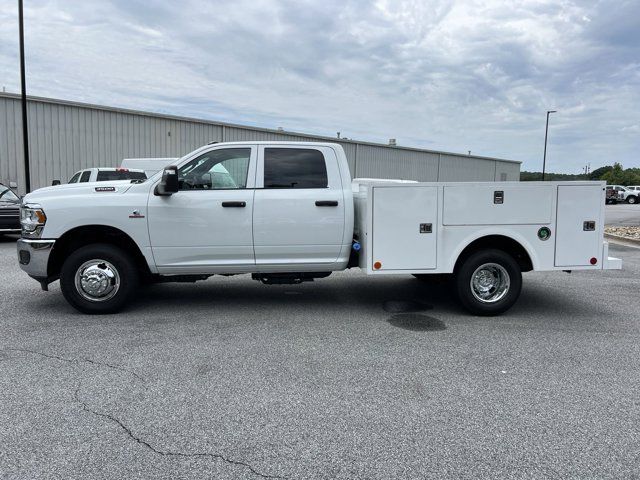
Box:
541;110;556;181
19;0;31;193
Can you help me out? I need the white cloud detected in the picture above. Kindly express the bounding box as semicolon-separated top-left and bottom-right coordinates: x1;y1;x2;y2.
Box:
0;0;639;172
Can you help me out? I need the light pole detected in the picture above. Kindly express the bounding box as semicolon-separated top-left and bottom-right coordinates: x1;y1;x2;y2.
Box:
542;110;556;181
18;0;31;193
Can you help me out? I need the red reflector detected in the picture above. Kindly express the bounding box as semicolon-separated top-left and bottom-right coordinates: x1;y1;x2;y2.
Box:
590;257;597;265
373;261;382;270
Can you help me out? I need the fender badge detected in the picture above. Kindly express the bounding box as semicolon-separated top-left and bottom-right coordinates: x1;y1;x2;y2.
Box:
95;186;116;192
129;210;145;219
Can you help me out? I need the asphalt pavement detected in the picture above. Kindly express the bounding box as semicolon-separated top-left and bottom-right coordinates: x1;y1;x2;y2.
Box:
1;235;639;479
605;203;640;226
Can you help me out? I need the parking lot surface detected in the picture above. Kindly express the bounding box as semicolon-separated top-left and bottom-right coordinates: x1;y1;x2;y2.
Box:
605;203;640;226
1;235;639;479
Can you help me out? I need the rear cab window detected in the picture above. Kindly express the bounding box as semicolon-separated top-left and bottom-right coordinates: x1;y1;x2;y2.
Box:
96;170;147;181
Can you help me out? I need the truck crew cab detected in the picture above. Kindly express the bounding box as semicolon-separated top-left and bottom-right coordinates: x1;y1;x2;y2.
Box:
17;142;621;315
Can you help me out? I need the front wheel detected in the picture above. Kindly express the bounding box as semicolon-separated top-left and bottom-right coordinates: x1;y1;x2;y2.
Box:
60;243;139;314
454;249;522;316
627;196;637;204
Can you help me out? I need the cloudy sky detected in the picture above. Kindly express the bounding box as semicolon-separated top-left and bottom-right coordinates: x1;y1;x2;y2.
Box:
1;0;639;172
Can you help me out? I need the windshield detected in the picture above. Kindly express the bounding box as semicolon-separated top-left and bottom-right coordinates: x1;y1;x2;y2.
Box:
0;185;19;202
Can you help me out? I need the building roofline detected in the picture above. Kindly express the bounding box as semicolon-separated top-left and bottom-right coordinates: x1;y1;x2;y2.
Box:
0;92;521;164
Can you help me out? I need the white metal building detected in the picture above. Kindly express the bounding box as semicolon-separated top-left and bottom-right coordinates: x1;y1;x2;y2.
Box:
0;93;521;194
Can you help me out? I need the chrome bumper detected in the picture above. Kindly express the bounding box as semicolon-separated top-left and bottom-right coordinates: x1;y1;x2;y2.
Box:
0;228;21;233
17;238;55;280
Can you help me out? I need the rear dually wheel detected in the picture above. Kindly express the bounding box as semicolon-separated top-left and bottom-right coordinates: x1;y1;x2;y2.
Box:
454;249;522;316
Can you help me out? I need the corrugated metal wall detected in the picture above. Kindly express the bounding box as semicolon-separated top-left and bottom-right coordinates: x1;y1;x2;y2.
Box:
0;94;520;194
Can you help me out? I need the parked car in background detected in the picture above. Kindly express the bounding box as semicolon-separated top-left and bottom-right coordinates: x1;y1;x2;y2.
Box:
120;158;178;177
606;185;638;204
58;168;147;185
0;183;21;235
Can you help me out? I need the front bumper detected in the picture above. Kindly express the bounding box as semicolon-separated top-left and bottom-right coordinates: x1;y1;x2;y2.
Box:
17;238;55;281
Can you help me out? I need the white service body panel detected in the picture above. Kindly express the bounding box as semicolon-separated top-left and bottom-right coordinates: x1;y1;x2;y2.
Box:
372;186;438;270
443;184;554;225
554;185;604;267
355;180;616;275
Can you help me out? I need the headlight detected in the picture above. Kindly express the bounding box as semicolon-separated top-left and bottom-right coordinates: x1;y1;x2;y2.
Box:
21;205;47;237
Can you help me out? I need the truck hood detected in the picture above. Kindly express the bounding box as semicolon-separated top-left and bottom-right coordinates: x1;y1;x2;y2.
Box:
24;181;139;204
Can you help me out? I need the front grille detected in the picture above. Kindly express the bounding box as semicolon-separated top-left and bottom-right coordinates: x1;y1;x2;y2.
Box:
0;208;19;217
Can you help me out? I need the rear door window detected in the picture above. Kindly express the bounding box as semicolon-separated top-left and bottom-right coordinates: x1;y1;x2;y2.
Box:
264;148;328;189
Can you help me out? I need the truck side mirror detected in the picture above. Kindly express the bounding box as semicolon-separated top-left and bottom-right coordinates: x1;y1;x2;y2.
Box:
52;180;61;186
155;166;179;196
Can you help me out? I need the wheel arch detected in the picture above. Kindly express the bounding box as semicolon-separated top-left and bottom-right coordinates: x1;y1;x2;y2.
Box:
452;234;535;273
48;225;152;279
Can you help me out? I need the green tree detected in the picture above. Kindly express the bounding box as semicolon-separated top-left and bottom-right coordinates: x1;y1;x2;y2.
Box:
602;163;624;184
622;168;640;186
589;165;612;180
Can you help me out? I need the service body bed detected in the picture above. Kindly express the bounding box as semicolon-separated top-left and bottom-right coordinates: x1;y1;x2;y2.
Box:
353;180;622;275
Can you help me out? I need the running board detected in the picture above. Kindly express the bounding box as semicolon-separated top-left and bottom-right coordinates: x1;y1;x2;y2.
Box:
251;272;331;285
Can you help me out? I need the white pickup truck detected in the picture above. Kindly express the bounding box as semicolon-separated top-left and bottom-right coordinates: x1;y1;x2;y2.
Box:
17;141;621;315
64;167;148;184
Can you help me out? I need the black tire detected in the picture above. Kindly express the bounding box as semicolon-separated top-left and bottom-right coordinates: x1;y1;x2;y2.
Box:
454;249;522;316
627;196;637;204
60;243;139;314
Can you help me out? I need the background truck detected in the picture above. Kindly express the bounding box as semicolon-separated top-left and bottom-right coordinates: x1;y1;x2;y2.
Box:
62;167;148;185
606;185;638;204
17;142;621;315
120;158;178;177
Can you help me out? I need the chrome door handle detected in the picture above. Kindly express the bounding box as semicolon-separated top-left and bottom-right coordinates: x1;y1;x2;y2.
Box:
315;200;338;207
221;201;246;207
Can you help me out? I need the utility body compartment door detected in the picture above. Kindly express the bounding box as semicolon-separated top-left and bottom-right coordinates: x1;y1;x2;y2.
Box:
372;186;438;270
554;185;603;267
443;184;554;225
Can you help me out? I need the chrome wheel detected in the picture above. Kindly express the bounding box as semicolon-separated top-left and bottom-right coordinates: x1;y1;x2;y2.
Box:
470;263;510;303
74;259;120;302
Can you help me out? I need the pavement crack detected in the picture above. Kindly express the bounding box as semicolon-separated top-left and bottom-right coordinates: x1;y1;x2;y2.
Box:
7;347;284;479
5;348;146;382
74;387;285;479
